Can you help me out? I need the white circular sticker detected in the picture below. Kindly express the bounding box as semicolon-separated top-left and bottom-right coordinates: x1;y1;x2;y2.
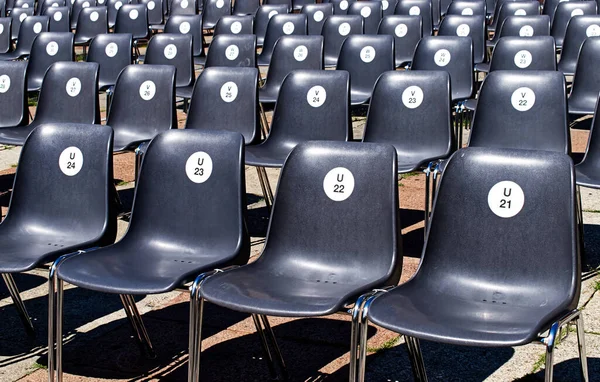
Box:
456;23;470;36
216;0;224;8
294;45;308;61
83;1;90;7
185;152;213;183
180;0;188;8
360;6;371;17
65;77;81;97
268;10;278;18
225;44;239;60
487;181;525;218
98;0;104;4
382;0;389;10
514;8;526;15
115;1;122;9
139;80;156;100
22;3;29;7
307;85;326;107
220;81;238;102
571;8;584;16
147;0;155;9
46;41;59;56
283;21;295;34
0;24;4;35
409;5;420;15
230;20;242;33
90;11;99;21
338;22;351;35
52;2;59;6
164;43;177;59
129;9;139;19
179;21;191;33
360;46;375;63
402;85;423;109
53;11;63;21
323;167;354;202
395;23;408;37
59;147;83;177
587;24;600;37
461;7;473;15
514;50;532;68
519;25;534;36
313;10;324;22
19;13;27;22
105;42;118;57
340;0;348;10
511;87;535;111
434;48;450;66
0;75;11;94
33;22;42;33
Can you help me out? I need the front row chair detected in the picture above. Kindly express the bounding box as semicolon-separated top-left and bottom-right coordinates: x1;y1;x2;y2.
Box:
189;140;402;381
48;129;251;380
354;147;587;382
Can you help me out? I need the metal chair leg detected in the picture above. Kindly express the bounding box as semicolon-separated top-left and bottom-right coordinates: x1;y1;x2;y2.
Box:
543;321;559;382
48;263;65;382
406;336;428;382
188;272;216;382
259;314;288;380
119;294;155;359
423;162;434;238
259;167;274;206
252;314;279;380
259;103;270;139
1;273;34;335
255;166;273;213
349;293;375;382
575;313;589;382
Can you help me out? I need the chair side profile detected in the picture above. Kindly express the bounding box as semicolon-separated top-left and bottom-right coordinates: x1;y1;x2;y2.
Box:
0;61;28;128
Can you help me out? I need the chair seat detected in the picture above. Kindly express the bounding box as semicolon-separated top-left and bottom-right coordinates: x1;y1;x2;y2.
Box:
258;86;279;104
0;51;23;60
256;54;271;66
113;130;154;152
568;100;595;116
27;77;43;92
350;91;371;106
0;125;36;146
176;84;194;99
463;98;477;111
557;60;576;77
200;264;372;317
246;143;294;167
474;62;489;73
575;164;600;188
368;285;567;347
194;55;206;66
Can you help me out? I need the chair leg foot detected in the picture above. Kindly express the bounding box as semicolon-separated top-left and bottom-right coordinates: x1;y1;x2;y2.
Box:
119;295;155;359
260;315;287;380
575;313;589;381
350;293;374;382
2;273;34;335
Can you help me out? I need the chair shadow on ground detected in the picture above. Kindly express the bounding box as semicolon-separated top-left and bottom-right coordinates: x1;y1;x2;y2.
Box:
583;223;600;272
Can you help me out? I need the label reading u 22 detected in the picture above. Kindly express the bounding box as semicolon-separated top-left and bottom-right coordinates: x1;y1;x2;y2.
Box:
323;167;355;201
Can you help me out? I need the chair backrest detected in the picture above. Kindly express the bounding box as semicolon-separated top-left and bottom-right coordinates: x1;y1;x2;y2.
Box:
44;6;70;32
169;0;197;15
185;67;259;144
70;0;95;29
348;0;383;34
569;36;600;114
107;64;176;151
115;4;148;39
377;14;421;67
551;1;597;48
87;33;132;89
420;147;578;314
139;0;163;25
164;14;203;56
447;0;486;15
469;70;569;153
492;1;541;33
558;15;600;75
259;13;308;64
411;36;473;101
12;15;48;57
321;14;363;66
213;14;253;35
202;0;231;29
144;33;193;88
395;0;433;36
233;0;259;15
254;4;289;46
11;8;34;39
37;0;65;16
0;17;10;53
302;3;334;35
363;70;452;168
493;14;551;44
14;0;35;10
379;0;398;16
262;140;401;287
330;0;356;15
74;6;107;44
542;0;564;22
438;14;486;63
27;31;74;91
0;61;28;128
489;36;556;71
264;0;291;12
204;33;256;67
106;0;124;27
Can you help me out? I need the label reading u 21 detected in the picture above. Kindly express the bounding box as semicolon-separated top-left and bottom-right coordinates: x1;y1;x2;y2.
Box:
185;152;213;183
402;85;423;109
511;87;535;111
487;181;524;218
59;147;83;176
323;167;355;201
307;85;326;107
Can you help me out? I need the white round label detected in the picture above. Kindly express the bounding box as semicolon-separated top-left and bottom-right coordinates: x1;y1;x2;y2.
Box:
511;87;535;111
514;8;526;15
268;10;278;18
65;77;81;97
98;0;104;4
19;13;27;22
587;24;600;37
360;45;375;63
216;0;224;8
402;85;423;109
230;20;242;33
0;75;11;94
0;24;4;35
52;2;59;6
340;0;348;10
53;11;63;21
434;48;450;66
307;85;326;107
83;1;90;7
409;5;420;15
59;147;83;176
139;80;156;100
129;9;139;19
519;25;534;36
33;22;42;33
456;23;470;36
220;81;238;102
487;181;524;218
283;21;295;34
382;0;389;10
164;43;177;59
313;10;324;21
323;167;354;202
46;41;59;56
147;0;155;9
105;42;118;57
22;3;29;7
338;22;351;35
571;8;584;16
514;50;532;68
179;21;191;33
90;11;99;21
180;0;188;7
395;23;408;37
225;44;239;60
185;152;213;183
294;45;308;61
115;0;123;9
461;7;473;15
360;6;371;17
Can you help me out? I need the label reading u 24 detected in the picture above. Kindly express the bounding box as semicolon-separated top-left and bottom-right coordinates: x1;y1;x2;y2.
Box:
59;147;83;176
